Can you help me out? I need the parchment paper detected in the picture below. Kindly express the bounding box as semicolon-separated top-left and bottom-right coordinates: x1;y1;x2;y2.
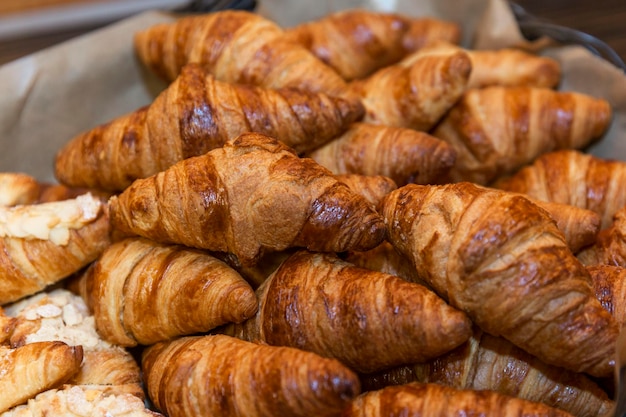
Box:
1;0;624;182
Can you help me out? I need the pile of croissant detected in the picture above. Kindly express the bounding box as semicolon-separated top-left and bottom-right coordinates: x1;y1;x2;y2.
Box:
1;6;625;417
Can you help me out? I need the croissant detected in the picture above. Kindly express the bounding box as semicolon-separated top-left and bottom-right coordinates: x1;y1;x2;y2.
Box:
108;132;386;267
6;289;144;399
335;174;397;210
283;9;410;81
588;264;626;326
381;182;619;377
0;173;40;206
401;41;561;89
76;237;257;347
348;50;472;131
0;341;83;413
0;194;110;305
578;207;626;267
133;10;348;96
55;64;364;192
2;385;162;417
308;123;456;186
227;250;472;374
141;334;361;417
530;199;600;253
431;87;612;185
343;382;573;417
495;149;626;229
360;327;613;417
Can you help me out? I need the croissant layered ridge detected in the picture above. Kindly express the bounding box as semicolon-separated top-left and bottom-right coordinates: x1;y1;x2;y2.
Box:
349;49;472;131
133;10;348;96
381;182;619;377
401;41;561;89
227;250;472;374
432;87;612;185
109;133;385;266
142;334;360;417
0;195;111;305
78;237;258;346
55;64;363;192
0;341;83;413
308;123;456;186
495;149;626;229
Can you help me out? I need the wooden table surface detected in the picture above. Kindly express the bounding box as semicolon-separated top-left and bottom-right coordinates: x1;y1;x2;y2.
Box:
0;0;625;66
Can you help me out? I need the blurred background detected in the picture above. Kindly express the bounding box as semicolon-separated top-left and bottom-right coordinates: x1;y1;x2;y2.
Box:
0;0;625;67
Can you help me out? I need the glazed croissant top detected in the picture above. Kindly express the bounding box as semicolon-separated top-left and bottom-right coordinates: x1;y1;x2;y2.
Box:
109;132;386;266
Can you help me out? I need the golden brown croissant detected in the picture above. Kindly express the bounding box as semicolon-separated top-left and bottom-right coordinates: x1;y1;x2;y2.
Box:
381;182;619;377
142;334;361;417
77;237;257;347
227;250;472;374
348;50;472;131
495;150;626;229
343;382;573;417
0;194;111;305
283;9;410;81
360;327;613;417
0;341;83;413
109;132;386;267
431;87;612;185
133;10;348;96
55;64;364;192
307;123;456;186
578;207;626;267
5;289;145;400
530;199;600;253
401;41;561;89
0;173;40;206
335;174;397;210
2;385;162;417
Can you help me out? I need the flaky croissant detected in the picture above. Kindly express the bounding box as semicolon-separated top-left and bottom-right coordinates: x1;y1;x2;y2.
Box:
401;41;561;88
529;199;600;253
578;207;626;267
133;10;348;96
0;194;110;305
495;149;626;229
361;327;613;417
55;64;363;192
109;132;385;267
308;123;456;186
5;289;145;399
348;50;472;131
381;182;619;377
283;9;411;81
227;250;472;374
432;87;612;185
77;237;257;346
0;341;83;413
142;334;360;417
343;382;573;417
